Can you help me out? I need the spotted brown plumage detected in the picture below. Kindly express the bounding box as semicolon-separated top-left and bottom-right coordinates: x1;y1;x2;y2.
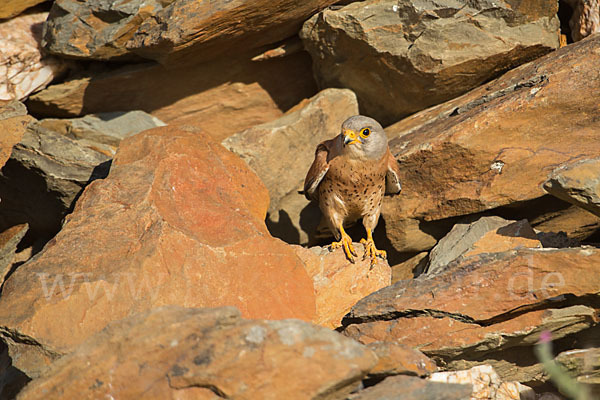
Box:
304;115;401;265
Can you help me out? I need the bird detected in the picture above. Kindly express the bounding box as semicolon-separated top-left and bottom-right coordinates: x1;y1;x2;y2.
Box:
303;115;401;265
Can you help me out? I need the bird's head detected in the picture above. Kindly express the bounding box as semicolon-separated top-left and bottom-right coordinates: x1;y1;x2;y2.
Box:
340;115;388;160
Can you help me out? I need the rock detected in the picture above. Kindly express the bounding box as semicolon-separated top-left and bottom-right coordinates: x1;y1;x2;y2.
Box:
17;306;377;399
0;126;316;381
381;34;600;253
0;224;28;284
429;365;536;400
342;247;600;383
43;0;339;63
0;1;47;19
366;341;437;378
426;216;541;275
544;158;600;218
391;252;428;283
555;347;600;396
39;111;166;155
565;0;600;41
295;244;391;329
0;120;111;244
0;12;67;101
223;88;359;244
26;49;317;141
0;101;32;169
536;231;581;248
348;375;472;400
300;0;559;126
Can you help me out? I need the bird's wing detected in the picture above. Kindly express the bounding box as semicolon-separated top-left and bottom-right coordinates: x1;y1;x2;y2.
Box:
304;139;335;201
385;148;402;195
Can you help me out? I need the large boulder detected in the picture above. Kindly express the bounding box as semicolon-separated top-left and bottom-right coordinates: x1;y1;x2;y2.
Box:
223;88;359;244
381;33;600;253
300;0;559;126
43;0;339;63
342;247;600;383
0;126;316;381
0;12;67;102
17;307;377;399
26;49;318;141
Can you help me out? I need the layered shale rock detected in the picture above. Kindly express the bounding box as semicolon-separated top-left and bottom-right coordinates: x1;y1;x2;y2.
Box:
382;34;600;253
43;0;339;63
544;158;600;218
0;126;316;381
342;247;600;383
17;307;377;399
301;0;559;125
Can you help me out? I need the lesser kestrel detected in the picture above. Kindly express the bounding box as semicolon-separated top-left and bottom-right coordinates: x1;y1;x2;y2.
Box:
304;115;401;265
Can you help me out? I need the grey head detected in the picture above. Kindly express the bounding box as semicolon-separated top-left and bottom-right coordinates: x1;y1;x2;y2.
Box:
339;115;388;160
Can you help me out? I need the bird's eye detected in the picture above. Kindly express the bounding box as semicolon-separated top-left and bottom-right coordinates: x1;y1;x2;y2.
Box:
360;128;371;138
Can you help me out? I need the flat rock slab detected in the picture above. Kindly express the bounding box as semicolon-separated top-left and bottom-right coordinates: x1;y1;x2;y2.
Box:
349;375;471;400
17;306;378;399
0;126;316;380
0;101;31;169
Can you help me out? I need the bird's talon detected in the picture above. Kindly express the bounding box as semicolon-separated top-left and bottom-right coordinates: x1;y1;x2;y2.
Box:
330;228;356;263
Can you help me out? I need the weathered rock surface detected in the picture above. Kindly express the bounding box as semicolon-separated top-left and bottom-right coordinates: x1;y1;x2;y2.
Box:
295;244;391;329
381;33;600;253
0;224;28;284
348;375;471;400
0;120;111;244
544;158;600;218
366;341;437;378
555;347;600;396
301;0;559;126
426;216;541;275
0;126;316;381
342;247;600;383
17;306;377;399
0;1;47;19
391;251;428;282
0;101;31;169
39;111;166;155
565;0;600;41
223;88;359;243
26;50;317;141
429;365;535;400
0;12;67;101
43;0;339;63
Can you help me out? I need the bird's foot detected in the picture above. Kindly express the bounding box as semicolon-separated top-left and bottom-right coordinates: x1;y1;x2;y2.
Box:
330;233;357;263
360;237;386;267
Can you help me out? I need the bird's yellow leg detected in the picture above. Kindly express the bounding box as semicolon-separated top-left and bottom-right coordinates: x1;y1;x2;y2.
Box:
330;224;357;262
360;228;387;266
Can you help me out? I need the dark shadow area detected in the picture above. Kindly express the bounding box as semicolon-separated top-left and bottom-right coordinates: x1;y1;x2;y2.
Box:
267;210;301;245
26;41;318;123
0;341;30;400
558;0;574;44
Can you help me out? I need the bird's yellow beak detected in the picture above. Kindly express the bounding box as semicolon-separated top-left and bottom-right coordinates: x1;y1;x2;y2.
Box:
343;129;360;146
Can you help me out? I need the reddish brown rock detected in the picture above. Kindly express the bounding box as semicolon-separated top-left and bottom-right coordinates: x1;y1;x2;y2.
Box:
0;101;31;169
366;341;437;378
565;0;600;41
381;34;600;252
295;244;391;329
17;307;378;400
0;224;28;284
342;247;600;382
26;50;317;141
0;12;67;102
0;126;316;380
